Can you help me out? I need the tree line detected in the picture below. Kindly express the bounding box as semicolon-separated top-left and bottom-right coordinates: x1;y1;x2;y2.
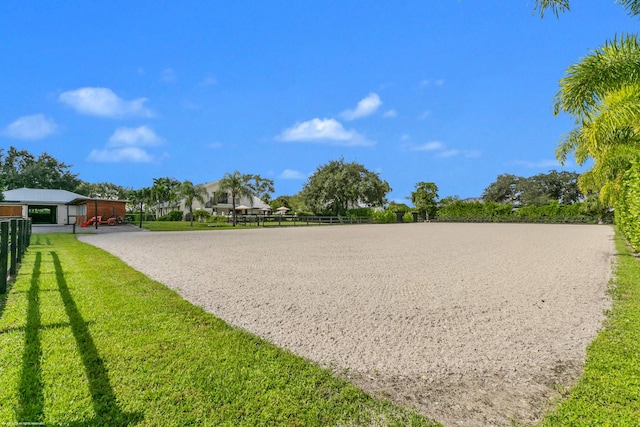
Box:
1;146;607;224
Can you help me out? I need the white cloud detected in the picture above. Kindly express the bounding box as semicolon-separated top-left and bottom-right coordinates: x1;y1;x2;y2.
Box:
418;111;431;120
340;93;382;121
409;141;480;158
420;79;445;87
87;147;154;163
383;109;397;118
411;141;445;151
3;114;58;140
89;125;164;163
277;118;374;146
279;169;307;180
160;68;176;82
200;75;218;86
59;87;152;118
108;126;162;147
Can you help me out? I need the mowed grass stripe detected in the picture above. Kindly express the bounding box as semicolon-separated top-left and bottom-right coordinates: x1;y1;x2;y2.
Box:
0;233;436;426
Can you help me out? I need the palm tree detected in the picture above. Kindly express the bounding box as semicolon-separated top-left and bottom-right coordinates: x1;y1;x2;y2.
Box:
535;0;640;17
179;181;208;227
217;171;254;226
553;34;640;205
151;177;181;217
128;187;153;228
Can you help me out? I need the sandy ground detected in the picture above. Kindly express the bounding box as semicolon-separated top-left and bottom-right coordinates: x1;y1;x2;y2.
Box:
78;223;615;426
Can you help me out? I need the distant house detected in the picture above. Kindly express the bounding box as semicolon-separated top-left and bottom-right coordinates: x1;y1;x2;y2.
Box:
0;188;127;225
169;180;271;217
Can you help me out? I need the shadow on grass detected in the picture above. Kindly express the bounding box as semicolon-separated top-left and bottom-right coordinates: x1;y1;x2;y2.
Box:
50;251;143;426
17;252;44;423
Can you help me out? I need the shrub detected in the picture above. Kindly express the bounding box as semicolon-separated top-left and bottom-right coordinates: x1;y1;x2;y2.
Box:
158;210;184;221
207;215;230;224
402;211;414;223
346;208;373;217
186;209;211;222
373;210;396;224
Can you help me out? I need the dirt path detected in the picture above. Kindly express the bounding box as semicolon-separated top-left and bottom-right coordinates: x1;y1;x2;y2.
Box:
79;223;615;426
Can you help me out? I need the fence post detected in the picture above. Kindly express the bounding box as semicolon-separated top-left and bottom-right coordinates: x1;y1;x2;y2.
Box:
26;219;31;247
16;219;24;264
1;221;8;294
10;219;17;277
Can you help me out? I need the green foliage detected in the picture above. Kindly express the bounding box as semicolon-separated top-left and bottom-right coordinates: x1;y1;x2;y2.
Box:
192;209;211;222
411;182;439;219
513;200;581;217
346;208;374;217
387;201;411;213
157;210;184;221
437;200;513;217
75;182;131;200
151;177;181;212
435;200;599;223
0;234;437;426
616;162;640;251
218;170;255;226
301;158;391;215
372;210;397;224
0;146;81;192
482;171;582;206
242;174;275;203
179;180;208;227
207;214;230;224
402;211;414;223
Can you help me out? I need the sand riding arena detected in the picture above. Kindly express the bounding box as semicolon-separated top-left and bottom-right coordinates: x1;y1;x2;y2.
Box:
79;223;615;426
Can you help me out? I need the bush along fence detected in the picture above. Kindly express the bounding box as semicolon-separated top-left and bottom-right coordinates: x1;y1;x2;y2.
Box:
1;218;32;294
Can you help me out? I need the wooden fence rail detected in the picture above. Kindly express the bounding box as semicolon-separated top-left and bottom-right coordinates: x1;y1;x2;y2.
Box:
234;215;375;227
1;218;32;294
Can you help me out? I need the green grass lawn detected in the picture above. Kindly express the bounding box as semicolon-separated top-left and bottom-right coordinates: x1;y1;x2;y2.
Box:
0;233;436;426
538;230;640;425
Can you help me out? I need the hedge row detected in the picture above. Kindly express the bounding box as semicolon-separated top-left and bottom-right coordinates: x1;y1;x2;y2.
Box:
617;162;640;251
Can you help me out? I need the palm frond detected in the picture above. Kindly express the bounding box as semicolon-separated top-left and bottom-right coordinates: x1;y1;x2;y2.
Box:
617;0;640;16
554;34;640;120
534;0;570;18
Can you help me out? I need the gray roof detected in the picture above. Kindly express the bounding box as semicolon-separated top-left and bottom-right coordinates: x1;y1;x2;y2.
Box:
2;188;87;204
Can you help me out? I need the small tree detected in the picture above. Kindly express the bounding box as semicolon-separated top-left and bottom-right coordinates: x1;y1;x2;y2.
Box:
218;171;254;226
411;182;439;220
179;180;208;227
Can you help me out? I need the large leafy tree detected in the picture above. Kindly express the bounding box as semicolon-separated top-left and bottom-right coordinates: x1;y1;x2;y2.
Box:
179;180;208;227
482;171;582;206
519;170;582;206
411;182;439;220
482;174;521;204
218;170;255;226
0;147;81;193
75;182;131;200
242;174;275;204
301;158;391;215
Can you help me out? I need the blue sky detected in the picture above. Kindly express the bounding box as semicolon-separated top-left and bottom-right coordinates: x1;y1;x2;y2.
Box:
1;1;637;202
